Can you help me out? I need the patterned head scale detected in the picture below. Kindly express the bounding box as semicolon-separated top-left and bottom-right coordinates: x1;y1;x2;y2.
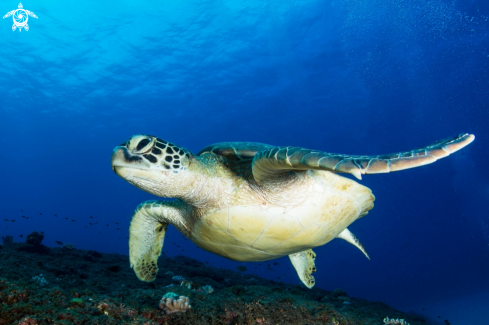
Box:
117;135;192;174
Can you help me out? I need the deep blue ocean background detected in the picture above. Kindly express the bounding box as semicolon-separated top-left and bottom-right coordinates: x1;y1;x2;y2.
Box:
1;0;488;323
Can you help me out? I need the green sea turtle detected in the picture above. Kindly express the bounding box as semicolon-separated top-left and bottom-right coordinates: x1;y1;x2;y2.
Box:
111;133;474;288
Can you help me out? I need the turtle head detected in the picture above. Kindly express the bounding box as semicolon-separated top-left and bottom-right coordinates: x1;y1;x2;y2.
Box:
111;135;195;197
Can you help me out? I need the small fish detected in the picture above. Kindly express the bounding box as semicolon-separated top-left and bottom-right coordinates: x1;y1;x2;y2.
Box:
19;234;23;237
39;213;42;215
115;222;119;224
90;216;93;218
54;215;58;217
117;228;120;230
237;266;247;272
3;219;8;221
106;224;109;226
274;262;279;266
55;241;63;245
20;210;23;212
11;220;15;222
65;218;68;220
89;223;93;225
71;220;75;222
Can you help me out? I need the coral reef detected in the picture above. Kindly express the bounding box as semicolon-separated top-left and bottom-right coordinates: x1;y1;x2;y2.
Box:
172;275;185;282
180;279;193;289
31;274;48;286
199;285;214;294
0;231;430;325
159;292;192;314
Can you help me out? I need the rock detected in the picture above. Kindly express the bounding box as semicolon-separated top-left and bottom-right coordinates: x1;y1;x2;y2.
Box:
17;231;50;254
17;243;50;254
63;243;76;250
107;265;122;273
3;235;14;245
320;296;330;302
88;250;102;258
331;288;349;298
26;231;44;245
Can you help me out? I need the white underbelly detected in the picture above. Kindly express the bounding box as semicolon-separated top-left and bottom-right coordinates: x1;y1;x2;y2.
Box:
189;172;373;261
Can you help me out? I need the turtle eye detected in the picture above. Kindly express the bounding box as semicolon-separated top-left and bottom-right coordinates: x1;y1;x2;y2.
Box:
135;137;154;154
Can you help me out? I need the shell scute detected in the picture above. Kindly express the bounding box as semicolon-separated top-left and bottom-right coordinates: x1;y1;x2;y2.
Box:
251;210;303;251
227;207;273;246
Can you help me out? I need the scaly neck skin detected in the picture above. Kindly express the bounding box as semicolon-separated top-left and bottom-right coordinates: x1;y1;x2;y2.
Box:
126;155;226;211
173;155;226;210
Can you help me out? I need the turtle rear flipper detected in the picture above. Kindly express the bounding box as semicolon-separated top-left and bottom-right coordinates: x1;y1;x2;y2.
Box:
337;228;370;260
289;249;317;289
252;133;475;183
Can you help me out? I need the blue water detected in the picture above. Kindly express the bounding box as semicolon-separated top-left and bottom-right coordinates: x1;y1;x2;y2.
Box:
1;0;488;324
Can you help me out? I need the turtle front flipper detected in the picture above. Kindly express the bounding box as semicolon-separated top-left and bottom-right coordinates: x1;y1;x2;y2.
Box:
289;249;317;288
252;133;474;183
129;200;191;282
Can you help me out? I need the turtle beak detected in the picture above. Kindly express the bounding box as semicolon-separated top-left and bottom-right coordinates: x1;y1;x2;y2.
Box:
111;146;128;177
111;146;151;177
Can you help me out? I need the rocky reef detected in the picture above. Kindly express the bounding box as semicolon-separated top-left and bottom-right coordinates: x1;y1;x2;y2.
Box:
0;232;429;325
